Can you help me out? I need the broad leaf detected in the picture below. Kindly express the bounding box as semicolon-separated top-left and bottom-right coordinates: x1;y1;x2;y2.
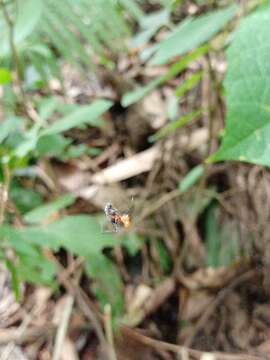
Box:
1;215;123;313
151;4;237;65
3;215;120;255
210;6;270;167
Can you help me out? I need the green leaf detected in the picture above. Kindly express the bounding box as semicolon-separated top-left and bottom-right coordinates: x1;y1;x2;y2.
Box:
118;0;144;22
209;7;270;167
36;134;71;157
0;117;23;144
175;70;203;97
156;239;171;273
121;45;208;107
5;259;21;301
38;96;58;120
85;254;124;316
151;4;237;65
148;108;202;142
17;252;56;286
178;165;204;193
205;204;240;267
4;215;120;255
0;0;43;56
205;205;220;267
10;186;43;214
123;232;142;256
0;68;12;84
41;100;112;136
24;194;76;224
13;124;40;158
130;9;169;48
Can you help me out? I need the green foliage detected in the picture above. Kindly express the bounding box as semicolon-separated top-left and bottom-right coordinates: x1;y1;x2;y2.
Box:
151;4;238;65
0;0;143;80
0;68;12;84
0;0;43;56
130;9;170;48
122;45;208;107
5;259;21;301
1;215;125;313
41;100;112;136
210;5;270;167
85;254;124;316
149;109;202;142
1;0;264;327
178;165;204;193
10;186;43;214
23;194;75;224
156;239;171;273
0;99;112;163
205;205;240;267
175;70;203;97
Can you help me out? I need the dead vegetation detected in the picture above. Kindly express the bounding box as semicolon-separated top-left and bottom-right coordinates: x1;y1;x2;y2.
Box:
1;0;270;359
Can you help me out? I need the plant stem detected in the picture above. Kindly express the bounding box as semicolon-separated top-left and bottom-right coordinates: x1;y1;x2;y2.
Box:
0;0;40;123
104;304;117;360
0;162;11;225
0;0;26;103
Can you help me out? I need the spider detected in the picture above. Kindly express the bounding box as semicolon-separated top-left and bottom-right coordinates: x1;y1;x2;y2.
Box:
103;202;132;233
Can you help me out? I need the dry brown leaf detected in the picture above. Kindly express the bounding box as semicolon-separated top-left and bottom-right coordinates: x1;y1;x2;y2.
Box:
179;267;238;290
183;291;214;321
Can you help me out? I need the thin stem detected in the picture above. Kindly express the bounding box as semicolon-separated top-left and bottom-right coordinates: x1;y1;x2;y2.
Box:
104;304;117;360
0;0;26;103
0;0;40;123
0;163;11;225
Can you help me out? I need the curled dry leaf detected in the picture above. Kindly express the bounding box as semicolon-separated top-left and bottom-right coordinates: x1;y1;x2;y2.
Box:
125;278;175;327
179;266;239;290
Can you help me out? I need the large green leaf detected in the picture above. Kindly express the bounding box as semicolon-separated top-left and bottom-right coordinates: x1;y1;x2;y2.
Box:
1;215;123;313
210;6;270;167
151;4;237;65
3;215;120;255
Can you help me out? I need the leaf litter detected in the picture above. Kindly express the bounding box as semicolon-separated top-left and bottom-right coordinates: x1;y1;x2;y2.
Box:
1;1;270;360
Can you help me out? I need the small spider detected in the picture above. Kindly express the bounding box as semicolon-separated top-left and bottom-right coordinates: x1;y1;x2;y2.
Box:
103;202;132;233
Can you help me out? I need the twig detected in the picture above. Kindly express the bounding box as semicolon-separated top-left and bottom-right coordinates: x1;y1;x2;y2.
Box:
120;325;265;360
47;252;117;360
0;163;11;225
136;188;181;224
52;295;74;360
104;304;117;360
184;269;262;349
0;302;46;360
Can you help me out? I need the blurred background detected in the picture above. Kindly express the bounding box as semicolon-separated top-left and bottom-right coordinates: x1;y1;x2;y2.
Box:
0;0;269;359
